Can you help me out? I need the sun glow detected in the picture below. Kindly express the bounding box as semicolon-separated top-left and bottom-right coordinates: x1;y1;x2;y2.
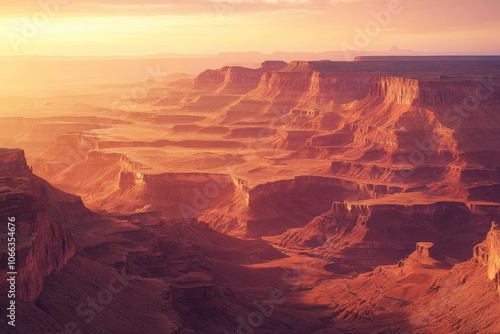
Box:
0;0;499;56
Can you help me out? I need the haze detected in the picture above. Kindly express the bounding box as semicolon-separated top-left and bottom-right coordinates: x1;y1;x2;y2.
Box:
1;0;500;56
1;1;500;334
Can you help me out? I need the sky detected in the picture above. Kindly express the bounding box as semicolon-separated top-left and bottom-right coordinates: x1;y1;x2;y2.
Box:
0;0;500;56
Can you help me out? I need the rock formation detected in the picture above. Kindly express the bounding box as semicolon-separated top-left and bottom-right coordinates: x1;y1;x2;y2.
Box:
1;56;500;333
0;149;76;301
474;222;500;292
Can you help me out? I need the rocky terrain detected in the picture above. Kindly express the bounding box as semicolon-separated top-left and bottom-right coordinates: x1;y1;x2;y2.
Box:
1;56;500;333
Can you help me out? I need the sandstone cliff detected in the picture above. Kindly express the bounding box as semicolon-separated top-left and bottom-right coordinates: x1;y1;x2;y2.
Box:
275;201;492;269
192;66;262;94
474;222;500;292
0;149;77;301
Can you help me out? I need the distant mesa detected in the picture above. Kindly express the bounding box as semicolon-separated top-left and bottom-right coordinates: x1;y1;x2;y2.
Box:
261;60;288;71
355;55;500;62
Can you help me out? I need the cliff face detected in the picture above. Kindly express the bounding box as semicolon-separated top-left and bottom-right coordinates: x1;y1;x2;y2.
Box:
0;149;76;301
370;76;500;106
248;176;401;208
370;76;420;105
0;148;31;172
114;171;243;219
251;64;371;104
474;222;500;292
192;66;262;94
185;62;500;200
276;201;489;268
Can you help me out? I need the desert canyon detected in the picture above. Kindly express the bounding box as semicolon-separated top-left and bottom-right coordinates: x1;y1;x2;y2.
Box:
1;56;500;333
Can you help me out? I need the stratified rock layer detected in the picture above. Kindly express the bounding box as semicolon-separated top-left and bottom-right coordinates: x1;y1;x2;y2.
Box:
0;149;77;301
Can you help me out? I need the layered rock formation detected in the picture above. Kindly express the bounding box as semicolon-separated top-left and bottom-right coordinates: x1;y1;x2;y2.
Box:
474;222;500;292
275;200;493;270
306;226;500;333
172;272;215;303
0;149;76;301
0;148;31;172
192;66;262;94
397;242;445;268
1;56;500;333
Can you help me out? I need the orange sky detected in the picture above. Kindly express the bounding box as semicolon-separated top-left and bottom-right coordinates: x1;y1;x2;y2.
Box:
1;0;499;56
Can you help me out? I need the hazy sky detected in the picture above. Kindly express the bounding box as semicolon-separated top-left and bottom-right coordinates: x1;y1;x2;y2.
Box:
1;0;499;56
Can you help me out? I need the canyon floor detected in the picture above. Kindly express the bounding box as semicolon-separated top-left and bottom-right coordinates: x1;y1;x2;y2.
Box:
1;56;500;333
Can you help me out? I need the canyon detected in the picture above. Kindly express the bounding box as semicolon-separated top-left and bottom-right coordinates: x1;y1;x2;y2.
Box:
1;56;500;333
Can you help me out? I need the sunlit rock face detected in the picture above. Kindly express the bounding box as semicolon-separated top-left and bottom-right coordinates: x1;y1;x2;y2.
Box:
1;56;500;333
475;222;500;292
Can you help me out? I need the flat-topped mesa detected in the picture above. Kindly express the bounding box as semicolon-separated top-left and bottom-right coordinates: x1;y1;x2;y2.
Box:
473;222;500;292
355;55;500;62
192;66;262;93
261;60;288;71
0;148;31;172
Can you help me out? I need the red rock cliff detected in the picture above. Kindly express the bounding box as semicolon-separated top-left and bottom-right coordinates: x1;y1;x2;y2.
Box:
0;149;76;301
192;66;262;94
474;222;500;292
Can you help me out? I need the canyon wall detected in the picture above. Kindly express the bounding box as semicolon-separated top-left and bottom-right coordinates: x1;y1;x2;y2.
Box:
116;171;244;219
474;222;500;292
0;149;76;301
370;75;500;107
0;148;31;172
248;176;402;207
277;200;492;268
369;76;420;105
192;66;262;94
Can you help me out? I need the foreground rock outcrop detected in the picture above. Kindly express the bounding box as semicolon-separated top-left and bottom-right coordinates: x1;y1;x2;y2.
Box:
0;149;77;301
474;222;500;292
